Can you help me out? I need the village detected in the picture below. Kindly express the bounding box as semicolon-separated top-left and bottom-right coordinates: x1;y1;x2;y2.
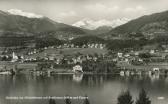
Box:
0;41;168;76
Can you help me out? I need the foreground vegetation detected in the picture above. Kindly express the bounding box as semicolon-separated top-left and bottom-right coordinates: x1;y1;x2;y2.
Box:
117;89;151;104
48;89;151;104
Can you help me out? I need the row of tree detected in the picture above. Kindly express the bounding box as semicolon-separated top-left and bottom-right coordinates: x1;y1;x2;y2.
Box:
35;36;64;48
106;39;147;51
117;89;151;104
71;35;105;46
82;60;118;73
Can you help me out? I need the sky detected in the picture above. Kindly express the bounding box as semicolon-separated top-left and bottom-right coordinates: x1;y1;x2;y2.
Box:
0;0;168;24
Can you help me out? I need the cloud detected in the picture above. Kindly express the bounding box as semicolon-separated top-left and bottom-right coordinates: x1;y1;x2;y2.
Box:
85;3;120;14
124;6;146;13
58;11;77;18
7;9;43;18
54;10;78;23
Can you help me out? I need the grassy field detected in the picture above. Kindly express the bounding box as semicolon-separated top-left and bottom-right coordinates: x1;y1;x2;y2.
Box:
60;48;107;55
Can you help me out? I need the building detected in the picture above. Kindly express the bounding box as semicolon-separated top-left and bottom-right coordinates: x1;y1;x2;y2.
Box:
11;52;18;62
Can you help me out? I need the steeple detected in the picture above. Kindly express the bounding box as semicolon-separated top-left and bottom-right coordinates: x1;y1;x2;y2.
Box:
11;52;18;62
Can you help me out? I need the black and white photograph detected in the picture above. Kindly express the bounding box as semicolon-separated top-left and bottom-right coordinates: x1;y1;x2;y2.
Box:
0;0;168;104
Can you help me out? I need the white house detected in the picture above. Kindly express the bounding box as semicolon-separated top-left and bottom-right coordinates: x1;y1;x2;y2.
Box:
73;65;83;73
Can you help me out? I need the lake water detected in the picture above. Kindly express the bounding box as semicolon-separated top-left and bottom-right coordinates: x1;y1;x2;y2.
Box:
0;74;168;104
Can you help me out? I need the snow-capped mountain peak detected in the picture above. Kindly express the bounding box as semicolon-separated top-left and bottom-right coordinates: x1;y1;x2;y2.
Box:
72;18;130;30
7;9;43;18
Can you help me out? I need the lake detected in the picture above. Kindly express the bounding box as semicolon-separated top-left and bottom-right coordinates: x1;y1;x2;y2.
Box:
0;74;168;104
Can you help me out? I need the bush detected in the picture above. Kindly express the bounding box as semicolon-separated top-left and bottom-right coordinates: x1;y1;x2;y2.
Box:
83;96;90;104
136;89;151;104
65;96;72;104
117;90;134;104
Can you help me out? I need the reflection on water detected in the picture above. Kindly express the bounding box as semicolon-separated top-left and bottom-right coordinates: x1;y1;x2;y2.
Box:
0;74;168;104
73;74;83;82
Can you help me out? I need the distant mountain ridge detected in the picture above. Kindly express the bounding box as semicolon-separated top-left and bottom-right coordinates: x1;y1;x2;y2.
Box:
1;9;168;47
0;9;86;38
72;18;130;30
0;9;88;47
7;9;43;18
111;10;168;35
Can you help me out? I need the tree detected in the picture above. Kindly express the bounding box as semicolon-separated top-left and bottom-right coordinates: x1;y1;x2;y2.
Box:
83;95;90;104
65;96;72;104
139;53;151;59
71;35;105;46
117;90;134;104
49;98;56;104
136;89;151;104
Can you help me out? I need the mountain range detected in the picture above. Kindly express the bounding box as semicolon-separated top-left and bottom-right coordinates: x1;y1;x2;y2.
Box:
72;18;130;30
0;9;86;38
1;9;168;47
111;10;168;35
